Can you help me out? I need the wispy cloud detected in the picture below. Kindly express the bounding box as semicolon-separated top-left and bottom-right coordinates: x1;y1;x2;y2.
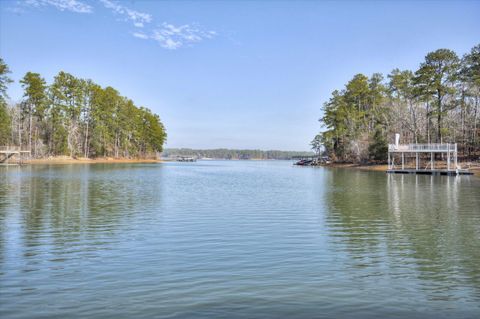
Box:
18;0;217;50
24;0;93;13
98;0;216;48
145;23;217;50
99;0;152;28
132;32;149;40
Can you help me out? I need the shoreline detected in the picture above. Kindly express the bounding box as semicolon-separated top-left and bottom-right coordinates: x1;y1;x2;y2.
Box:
319;162;480;176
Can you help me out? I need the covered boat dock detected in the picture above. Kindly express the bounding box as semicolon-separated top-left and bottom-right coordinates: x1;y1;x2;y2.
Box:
387;138;472;176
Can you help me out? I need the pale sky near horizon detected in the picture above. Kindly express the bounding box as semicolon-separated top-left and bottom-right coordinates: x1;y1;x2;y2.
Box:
1;0;479;151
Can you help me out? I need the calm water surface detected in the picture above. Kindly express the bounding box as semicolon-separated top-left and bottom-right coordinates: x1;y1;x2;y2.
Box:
1;161;479;318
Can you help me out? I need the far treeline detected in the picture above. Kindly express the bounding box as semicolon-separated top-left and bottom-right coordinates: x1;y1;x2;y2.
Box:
312;44;480;163
0;59;166;159
163;148;314;160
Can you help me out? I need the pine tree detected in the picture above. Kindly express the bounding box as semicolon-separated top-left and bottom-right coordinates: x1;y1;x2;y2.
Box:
0;58;13;145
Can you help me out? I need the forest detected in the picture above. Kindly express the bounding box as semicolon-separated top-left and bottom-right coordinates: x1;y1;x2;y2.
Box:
312;45;480;163
0;59;166;159
162;148;314;160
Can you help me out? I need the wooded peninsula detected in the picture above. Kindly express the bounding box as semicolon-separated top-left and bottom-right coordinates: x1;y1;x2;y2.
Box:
0;59;166;160
312;45;479;163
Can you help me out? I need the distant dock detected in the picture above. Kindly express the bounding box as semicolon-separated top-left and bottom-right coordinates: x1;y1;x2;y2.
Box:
177;156;196;162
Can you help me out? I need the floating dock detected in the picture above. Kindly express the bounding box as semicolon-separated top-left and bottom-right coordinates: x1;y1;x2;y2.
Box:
386;169;473;176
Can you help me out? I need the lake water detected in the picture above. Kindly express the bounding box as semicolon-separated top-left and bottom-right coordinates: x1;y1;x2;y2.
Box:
1;161;479;318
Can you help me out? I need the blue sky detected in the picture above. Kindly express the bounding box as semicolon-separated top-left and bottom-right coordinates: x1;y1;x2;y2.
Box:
1;0;479;151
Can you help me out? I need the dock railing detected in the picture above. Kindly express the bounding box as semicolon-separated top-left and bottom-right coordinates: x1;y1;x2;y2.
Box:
0;146;32;152
388;143;457;153
0;146;31;164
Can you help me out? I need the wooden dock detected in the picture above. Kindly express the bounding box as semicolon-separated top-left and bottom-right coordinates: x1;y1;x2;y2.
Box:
0;146;31;165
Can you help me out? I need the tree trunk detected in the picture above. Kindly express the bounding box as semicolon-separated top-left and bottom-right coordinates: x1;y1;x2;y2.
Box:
437;94;442;143
409;99;418;143
461;89;466;156
115;131;119;158
29;107;32;153
34;127;38;158
18;111;22;149
473;95;478;158
84;119;89;158
426;102;430;144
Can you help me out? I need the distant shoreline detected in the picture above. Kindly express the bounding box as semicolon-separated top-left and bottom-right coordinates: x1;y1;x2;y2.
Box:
162;148;314;161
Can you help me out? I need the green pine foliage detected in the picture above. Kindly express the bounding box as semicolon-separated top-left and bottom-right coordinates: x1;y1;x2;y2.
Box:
0;103;10;145
0;58;13;144
1;63;166;158
368;128;388;161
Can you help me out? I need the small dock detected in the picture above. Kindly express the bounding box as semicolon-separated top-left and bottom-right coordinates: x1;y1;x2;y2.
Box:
0;146;31;165
177;156;196;162
387;140;472;176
